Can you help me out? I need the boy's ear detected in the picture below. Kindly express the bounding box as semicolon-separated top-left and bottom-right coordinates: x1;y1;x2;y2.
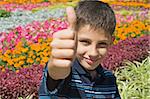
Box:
66;7;77;30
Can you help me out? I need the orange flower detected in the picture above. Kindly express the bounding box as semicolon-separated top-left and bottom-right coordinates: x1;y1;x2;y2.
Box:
120;34;126;40
4;53;10;58
47;38;53;43
41;57;49;63
13;58;19;63
19;61;24;65
28;51;34;57
14;63;20;68
2;56;8;61
43;51;49;57
8;60;14;65
36;57;41;62
5;50;11;54
16;70;19;73
27;58;34;64
19;56;26;60
21;48;28;53
32;55;36;59
30;43;41;52
131;33;136;37
38;38;43;43
1;68;5;72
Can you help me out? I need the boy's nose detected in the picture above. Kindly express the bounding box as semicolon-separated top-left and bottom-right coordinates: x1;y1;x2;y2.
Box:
88;47;99;58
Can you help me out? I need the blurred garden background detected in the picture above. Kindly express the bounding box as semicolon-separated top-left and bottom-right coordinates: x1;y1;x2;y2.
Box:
0;0;149;99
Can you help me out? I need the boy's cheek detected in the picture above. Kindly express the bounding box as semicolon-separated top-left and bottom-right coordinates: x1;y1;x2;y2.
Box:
98;48;107;56
76;47;86;55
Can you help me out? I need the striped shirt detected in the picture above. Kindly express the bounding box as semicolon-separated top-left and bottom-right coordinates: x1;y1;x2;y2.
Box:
38;59;121;99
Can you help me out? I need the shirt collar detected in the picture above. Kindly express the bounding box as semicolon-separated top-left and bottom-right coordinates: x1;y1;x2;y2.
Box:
72;58;104;75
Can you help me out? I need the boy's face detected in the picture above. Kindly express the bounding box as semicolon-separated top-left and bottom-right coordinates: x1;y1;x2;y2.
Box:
76;25;112;70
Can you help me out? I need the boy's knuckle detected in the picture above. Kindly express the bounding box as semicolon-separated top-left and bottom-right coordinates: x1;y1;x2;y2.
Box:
69;49;74;56
51;49;58;57
66;60;72;67
70;40;75;48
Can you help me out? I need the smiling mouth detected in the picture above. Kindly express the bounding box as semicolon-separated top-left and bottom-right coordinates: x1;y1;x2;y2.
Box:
83;57;98;65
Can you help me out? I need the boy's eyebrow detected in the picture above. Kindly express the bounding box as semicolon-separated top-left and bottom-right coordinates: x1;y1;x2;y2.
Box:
78;38;110;44
78;38;91;41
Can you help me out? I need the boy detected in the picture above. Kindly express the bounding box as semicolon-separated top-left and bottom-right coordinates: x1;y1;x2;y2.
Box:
39;0;121;99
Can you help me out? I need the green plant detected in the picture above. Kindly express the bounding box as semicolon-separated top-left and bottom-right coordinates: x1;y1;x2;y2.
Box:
0;10;11;17
115;57;150;99
43;0;49;2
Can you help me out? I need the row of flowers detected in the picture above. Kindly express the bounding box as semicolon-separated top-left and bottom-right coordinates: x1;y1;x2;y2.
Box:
0;0;148;33
0;56;149;99
0;2;51;11
114;20;149;44
0;38;52;72
0;18;149;71
0;0;149;8
0;8;66;33
0;18;148;50
108;1;150;8
0;18;67;51
1;1;149;12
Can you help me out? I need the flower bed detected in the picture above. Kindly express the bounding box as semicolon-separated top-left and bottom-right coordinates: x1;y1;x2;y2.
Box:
102;35;150;70
0;64;43;99
0;1;149;98
0;18;68;71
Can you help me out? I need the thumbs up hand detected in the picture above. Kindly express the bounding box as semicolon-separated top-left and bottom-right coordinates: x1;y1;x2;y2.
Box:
47;7;77;80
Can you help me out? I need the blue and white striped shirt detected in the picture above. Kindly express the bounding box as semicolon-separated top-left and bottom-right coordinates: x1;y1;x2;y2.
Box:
38;59;121;99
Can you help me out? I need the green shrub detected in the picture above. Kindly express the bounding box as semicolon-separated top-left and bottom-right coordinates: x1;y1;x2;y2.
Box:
115;57;150;99
0;10;11;18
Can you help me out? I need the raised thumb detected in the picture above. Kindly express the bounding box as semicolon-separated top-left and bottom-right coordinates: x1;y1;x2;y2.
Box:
66;6;77;30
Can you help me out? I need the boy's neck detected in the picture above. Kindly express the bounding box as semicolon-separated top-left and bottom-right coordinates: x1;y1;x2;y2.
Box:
88;70;99;81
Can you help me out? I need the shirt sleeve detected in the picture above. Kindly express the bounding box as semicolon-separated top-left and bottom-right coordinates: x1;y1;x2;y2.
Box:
38;63;65;98
46;68;64;92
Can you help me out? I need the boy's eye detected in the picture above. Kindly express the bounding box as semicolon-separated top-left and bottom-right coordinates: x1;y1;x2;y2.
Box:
79;40;90;46
97;43;108;48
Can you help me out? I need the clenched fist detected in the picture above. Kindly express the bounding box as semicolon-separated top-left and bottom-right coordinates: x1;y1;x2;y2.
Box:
47;7;77;80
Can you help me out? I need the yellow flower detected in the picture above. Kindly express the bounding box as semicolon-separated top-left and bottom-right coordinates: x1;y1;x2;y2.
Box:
43;51;49;57
1;68;5;72
32;55;36;59
38;38;43;43
16;70;19;73
28;51;34;57
19;56;26;60
13;49;21;54
0;55;2;59
4;53;9;58
131;33;136;37
5;50;11;54
47;38;53;43
30;43;41;52
41;42;48;50
19;61;24;65
8;60;14;65
14;63;20;68
36;57;41;62
21;48;28;53
2;56;8;61
41;57;49;63
16;41;23;48
13;58;19;63
120;35;126;40
27;58;34;64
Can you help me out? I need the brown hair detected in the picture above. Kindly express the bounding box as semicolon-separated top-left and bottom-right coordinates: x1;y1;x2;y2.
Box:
75;0;116;35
